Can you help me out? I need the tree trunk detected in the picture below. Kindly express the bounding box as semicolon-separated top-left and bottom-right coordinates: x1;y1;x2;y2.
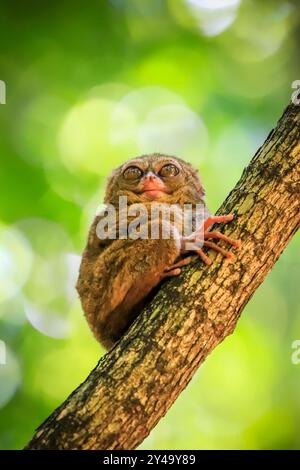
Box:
26;102;300;450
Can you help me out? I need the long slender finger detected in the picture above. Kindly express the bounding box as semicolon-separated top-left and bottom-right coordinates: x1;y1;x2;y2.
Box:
194;248;212;266
204;214;234;231
165;256;194;271
204;231;241;248
204;240;235;259
160;268;181;279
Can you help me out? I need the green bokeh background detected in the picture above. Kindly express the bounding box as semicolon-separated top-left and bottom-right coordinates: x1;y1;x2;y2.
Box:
0;0;299;450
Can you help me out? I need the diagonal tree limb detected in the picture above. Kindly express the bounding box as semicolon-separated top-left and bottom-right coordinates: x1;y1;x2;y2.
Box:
26;101;300;450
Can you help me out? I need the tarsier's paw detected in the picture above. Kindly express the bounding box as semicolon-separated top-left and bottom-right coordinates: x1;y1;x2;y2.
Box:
203;214;241;265
184;214;241;266
162;214;241;278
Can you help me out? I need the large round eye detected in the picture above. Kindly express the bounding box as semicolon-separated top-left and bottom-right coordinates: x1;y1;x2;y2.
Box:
123;166;143;181
158;164;179;178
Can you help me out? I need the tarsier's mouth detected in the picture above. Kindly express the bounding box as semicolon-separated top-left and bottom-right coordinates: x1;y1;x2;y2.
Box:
142;189;168;200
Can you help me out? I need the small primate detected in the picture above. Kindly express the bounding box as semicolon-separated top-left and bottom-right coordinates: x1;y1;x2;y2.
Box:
76;154;240;350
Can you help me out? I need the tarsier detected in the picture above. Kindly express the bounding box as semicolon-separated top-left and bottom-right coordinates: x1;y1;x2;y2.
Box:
77;154;240;350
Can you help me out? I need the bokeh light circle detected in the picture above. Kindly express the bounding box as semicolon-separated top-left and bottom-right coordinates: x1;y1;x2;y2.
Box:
0;224;32;303
0;346;22;409
169;0;241;37
139;104;208;166
59;97;138;176
16;218;74;339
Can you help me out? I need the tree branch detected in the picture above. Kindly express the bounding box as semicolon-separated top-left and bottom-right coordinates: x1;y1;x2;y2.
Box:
26;102;300;450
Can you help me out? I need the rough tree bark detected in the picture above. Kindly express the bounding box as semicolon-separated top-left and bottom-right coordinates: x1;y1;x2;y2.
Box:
26;101;300;450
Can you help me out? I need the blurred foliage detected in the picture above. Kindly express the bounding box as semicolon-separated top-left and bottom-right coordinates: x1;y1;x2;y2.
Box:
0;0;300;450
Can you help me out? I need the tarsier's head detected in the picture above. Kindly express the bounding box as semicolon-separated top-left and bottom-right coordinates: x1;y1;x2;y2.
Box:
104;153;205;206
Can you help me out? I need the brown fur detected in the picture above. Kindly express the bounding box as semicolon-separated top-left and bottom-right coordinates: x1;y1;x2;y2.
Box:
77;153;206;349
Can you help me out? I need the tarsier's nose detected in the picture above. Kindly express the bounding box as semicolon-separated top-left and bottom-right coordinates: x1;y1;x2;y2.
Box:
144;171;158;182
141;172;165;195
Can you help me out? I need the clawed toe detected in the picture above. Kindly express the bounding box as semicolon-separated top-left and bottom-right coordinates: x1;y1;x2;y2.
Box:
203;214;234;231
161;256;194;280
204;231;241;249
204;240;235;260
160;267;181;280
194;248;212;266
180;213;240;267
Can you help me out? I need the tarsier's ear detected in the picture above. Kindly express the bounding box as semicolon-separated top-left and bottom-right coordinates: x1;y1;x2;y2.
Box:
104;167;120;203
186;163;206;198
